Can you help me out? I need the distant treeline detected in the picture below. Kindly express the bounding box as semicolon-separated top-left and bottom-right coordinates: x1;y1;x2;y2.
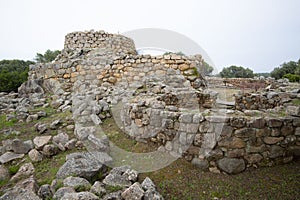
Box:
219;59;300;82
0;50;61;92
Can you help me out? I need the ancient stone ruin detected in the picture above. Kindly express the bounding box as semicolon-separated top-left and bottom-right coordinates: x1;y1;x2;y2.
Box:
18;30;300;173
0;29;300;199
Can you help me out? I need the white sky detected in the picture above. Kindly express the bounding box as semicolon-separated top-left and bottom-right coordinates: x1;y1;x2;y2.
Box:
0;0;299;73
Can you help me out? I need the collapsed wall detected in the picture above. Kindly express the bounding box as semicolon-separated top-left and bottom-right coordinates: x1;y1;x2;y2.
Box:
22;30;300;174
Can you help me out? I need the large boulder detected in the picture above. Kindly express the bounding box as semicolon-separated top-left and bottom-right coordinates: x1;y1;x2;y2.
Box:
217;158;245;174
18;79;44;98
9;139;32;154
0;187;41;200
121;182;144;200
63;176;91;190
56;152;112;180
0;152;24;164
103;166;138;188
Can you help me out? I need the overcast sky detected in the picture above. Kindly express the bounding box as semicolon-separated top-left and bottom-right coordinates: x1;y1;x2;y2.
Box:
0;0;299;73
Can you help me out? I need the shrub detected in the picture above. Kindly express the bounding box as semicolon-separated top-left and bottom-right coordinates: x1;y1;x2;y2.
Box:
283;73;300;82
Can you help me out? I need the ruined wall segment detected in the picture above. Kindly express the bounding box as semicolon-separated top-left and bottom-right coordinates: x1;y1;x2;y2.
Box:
64;30;137;55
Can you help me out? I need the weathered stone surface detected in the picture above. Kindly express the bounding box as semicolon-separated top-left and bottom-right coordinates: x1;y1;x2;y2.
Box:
0;165;9;180
281;126;294;136
246;145;266;153
42;144;59;157
11;163;35;181
33;136;52;150
64;138;77;150
263;137;284;145
234;128;256;138
102;191;122;200
141;177;156;191
191;158;209;170
144;189;164;200
103;173;131;188
50;119;61;129
293;118;300;127
90;181;106;197
218;137;246;149
60;192;99;200
244;154;263;164
15;176;39;193
227;149;245;158
0;187;41;200
63;176;91;189
230;117;246;128
295;127;300;136
121;182;144;200
217;158;245;174
26;114;39;123
38;184;53;200
35;123;48;134
269;145;284;158
288;146;300;157
18;79;44;98
286;106;300;117
103;165;138;188
10;139;32;154
268;118;283;128
56;152;112;180
205;115;229;123
28;149;43;162
0;152;24;164
250;118;266;129
53;187;75;200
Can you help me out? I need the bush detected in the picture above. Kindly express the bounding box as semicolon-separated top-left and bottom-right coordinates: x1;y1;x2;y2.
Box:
220;65;254;78
0;59;34;92
283;73;300;82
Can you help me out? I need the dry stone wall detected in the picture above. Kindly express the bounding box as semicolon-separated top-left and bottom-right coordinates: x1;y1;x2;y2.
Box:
64;30;136;54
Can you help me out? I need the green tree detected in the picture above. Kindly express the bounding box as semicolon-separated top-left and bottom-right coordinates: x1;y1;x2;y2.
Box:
0;60;34;92
35;49;61;63
270;60;300;79
220;65;254;78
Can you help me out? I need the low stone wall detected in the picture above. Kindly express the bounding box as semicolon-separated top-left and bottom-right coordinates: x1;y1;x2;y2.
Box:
235;91;300;111
121;102;300;173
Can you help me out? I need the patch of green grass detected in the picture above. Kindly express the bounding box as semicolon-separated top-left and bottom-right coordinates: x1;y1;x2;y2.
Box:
53;179;64;191
30;106;56;116
0;179;8;188
192;67;200;77
139;158;300;200
74;184;91;192
8;165;19;175
33;150;70;186
291;99;300;106
101;118;155;153
105;185;123;193
0;115;17;130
